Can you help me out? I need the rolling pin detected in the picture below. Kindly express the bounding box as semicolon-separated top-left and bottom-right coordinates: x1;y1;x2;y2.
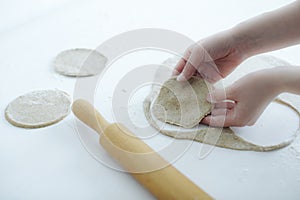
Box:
72;99;212;200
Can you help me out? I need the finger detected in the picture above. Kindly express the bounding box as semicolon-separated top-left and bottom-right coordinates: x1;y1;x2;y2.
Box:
187;43;221;83
211;108;228;116
196;62;223;83
177;45;205;81
201;114;235;127
172;58;186;76
213;101;235;109
201;107;236;127
201;115;226;127
177;60;196;81
201;116;210;125
207;85;236;103
207;88;227;103
174;48;192;77
194;71;201;77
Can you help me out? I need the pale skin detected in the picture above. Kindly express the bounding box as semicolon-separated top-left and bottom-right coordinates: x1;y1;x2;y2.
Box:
174;0;300;127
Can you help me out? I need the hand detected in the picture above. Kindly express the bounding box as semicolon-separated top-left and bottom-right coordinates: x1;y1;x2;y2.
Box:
174;1;300;83
173;30;247;83
201;68;284;127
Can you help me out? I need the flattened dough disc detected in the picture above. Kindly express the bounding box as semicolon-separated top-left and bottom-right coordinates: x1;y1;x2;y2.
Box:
153;76;212;128
54;48;107;77
5;89;71;128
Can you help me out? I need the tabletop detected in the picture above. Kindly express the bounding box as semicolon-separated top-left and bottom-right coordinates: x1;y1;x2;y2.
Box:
1;0;300;199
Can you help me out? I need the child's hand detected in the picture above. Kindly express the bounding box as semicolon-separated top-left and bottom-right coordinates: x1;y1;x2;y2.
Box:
201;68;284;127
173;30;247;83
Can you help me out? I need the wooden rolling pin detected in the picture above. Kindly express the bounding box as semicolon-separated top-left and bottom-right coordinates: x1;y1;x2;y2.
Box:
72;99;212;200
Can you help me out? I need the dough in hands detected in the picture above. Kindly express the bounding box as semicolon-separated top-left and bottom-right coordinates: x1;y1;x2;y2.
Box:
54;48;107;77
143;83;294;151
143;55;300;151
5;89;71;128
153;76;212;128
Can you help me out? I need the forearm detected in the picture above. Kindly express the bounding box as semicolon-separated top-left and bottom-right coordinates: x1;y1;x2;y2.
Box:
261;66;300;96
274;66;300;95
232;1;300;58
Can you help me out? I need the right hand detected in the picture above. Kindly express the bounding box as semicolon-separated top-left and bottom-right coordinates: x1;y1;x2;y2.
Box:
201;68;284;127
173;30;248;83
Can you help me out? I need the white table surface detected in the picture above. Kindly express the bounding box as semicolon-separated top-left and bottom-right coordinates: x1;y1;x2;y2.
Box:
1;0;300;199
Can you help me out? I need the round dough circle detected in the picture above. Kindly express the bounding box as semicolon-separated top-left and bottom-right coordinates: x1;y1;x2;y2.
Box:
5;90;71;128
54;48;107;77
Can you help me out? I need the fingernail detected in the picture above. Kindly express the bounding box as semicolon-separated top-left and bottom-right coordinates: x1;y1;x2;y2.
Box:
206;93;213;102
177;74;186;81
172;70;179;76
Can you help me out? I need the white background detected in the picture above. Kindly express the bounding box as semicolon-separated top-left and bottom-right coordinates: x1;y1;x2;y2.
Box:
1;0;300;199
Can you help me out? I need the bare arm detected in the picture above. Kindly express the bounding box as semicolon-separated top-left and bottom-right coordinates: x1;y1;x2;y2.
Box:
175;1;300;127
175;1;300;82
233;0;300;57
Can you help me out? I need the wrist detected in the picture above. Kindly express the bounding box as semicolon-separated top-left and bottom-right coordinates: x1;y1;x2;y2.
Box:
271;66;300;95
230;24;259;59
257;66;300;97
252;68;285;98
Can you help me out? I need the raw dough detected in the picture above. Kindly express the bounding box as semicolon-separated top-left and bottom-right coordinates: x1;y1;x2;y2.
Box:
143;55;300;151
144;84;295;151
54;48;107;77
153;76;212;128
5;89;71;128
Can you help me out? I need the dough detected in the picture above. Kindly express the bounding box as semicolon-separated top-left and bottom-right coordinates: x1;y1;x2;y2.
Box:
54;48;107;77
153;77;212;128
144;84;295;151
143;55;300;151
5;90;71;128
